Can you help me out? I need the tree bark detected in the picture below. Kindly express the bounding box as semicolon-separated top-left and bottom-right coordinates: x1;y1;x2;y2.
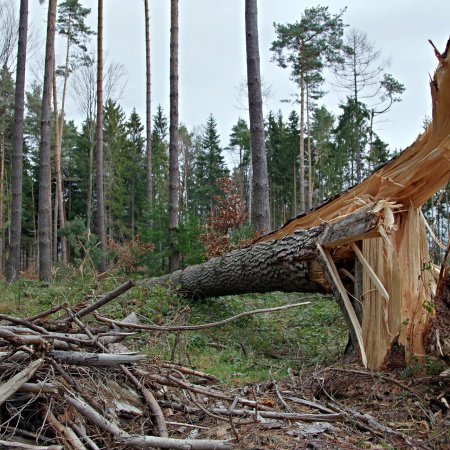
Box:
38;0;57;282
6;0;28;282
245;0;270;233
299;41;306;212
96;0;107;273
144;0;153;224
168;0;180;272
142;201;390;301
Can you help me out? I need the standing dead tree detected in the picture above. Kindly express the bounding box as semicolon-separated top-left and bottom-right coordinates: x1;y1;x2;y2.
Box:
142;40;450;370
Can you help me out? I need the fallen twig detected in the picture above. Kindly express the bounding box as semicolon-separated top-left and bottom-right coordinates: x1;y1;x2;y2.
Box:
94;301;311;332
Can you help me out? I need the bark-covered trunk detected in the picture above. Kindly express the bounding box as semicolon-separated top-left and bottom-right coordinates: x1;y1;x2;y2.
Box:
245;0;270;233
168;0;180;272
96;0;107;273
144;0;153;224
144;228;325;299
6;0;28;282
299;41;305;212
38;0;57;282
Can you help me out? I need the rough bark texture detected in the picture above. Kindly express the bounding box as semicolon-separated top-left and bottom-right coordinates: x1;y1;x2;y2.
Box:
245;0;271;233
144;228;324;299
142;202;389;300
144;0;153;223
6;0;28;282
38;0;57;282
168;0;180;272
96;0;107;273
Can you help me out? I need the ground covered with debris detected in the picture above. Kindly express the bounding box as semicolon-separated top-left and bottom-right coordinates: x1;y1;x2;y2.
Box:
0;281;448;449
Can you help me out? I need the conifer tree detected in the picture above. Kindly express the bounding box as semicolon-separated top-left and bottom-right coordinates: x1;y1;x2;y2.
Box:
6;0;28;280
169;0;180;272
245;0;270;232
38;0;57;282
271;6;345;212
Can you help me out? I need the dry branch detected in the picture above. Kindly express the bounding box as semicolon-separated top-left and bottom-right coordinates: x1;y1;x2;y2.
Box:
0;358;44;405
95;301;311;332
116;434;233;449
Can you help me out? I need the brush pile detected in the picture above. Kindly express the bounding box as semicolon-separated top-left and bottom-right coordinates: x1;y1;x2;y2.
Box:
0;280;448;449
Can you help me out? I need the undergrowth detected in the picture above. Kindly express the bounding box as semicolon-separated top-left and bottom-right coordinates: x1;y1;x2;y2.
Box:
0;270;348;383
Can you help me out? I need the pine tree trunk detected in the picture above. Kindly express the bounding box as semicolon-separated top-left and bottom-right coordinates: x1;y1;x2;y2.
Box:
86;121;94;233
144;0;153;225
245;0;270;233
0;133;5;274
307;91;313;209
53;29;72;266
38;0;57;282
52;70;60;262
168;0;180;272
96;0;107;273
6;0;28;282
299;42;306;212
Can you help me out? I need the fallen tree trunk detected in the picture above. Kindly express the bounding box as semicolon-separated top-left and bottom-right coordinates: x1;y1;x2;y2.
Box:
141;201;394;299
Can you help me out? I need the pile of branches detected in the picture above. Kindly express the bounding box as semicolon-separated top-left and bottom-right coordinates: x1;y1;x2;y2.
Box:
0;280;445;449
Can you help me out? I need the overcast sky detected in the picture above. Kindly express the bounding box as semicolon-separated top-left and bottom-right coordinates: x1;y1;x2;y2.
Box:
28;0;450;157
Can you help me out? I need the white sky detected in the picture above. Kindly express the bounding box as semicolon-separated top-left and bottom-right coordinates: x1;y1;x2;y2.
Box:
28;0;450;156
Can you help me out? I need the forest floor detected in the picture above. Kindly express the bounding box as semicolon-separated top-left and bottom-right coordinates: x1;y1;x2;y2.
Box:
0;270;449;449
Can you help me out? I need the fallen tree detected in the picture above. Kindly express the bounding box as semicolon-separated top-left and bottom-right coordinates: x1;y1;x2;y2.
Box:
142;40;450;370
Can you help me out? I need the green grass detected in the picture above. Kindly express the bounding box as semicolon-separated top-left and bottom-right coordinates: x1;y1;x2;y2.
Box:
0;270;348;383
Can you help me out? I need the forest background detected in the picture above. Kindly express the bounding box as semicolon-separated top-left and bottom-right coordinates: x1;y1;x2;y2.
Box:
0;0;449;279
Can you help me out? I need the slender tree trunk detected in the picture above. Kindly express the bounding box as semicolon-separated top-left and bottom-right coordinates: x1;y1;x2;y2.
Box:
307;91;313;209
53;28;71;265
96;0;107;273
245;0;270;233
86;120;94;233
38;0;57;282
299;42;306;212
52;70;60;262
144;0;153;225
0;133;5;274
353;52;362;183
168;0;180;272
6;0;28;282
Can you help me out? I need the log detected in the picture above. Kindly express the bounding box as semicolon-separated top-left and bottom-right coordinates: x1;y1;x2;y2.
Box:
0;351;145;366
141;201;393;299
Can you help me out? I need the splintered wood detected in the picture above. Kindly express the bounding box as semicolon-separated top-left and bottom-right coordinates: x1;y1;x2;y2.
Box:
256;41;450;369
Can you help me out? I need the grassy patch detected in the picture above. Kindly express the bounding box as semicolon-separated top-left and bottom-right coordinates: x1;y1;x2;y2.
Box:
1;272;348;383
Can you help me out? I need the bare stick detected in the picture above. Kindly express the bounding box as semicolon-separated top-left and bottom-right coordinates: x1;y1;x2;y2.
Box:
157;401;342;422
160;362;219;382
25;304;66;322
43;404;88;450
0;440;63;449
0;358;44;405
0;314;49;334
65;394;127;437
63;280;134;323
272;378;291;412
49;350;145;366
95;301;311;332
69;422;101;450
116;435;233;449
